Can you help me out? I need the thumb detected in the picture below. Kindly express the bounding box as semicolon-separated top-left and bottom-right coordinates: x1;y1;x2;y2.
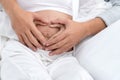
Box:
33;13;49;24
51;18;68;25
49;24;64;28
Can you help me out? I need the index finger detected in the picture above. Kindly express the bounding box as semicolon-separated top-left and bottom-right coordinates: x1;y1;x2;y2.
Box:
31;25;47;45
45;31;67;46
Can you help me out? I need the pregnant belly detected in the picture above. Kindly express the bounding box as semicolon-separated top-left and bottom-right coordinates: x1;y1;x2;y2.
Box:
35;10;72;39
35;10;72;22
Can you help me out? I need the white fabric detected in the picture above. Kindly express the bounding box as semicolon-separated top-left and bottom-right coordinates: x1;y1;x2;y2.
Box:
36;48;73;64
1;40;93;80
0;0;111;40
17;0;72;15
74;0;112;21
0;0;112;80
75;20;120;80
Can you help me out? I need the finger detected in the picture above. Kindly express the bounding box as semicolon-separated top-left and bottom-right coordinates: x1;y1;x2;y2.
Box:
51;18;68;24
45;37;69;51
31;26;47;45
25;30;42;49
18;35;25;45
50;24;63;28
49;42;72;56
22;34;37;51
45;31;67;46
33;13;50;24
34;20;47;26
49;25;65;40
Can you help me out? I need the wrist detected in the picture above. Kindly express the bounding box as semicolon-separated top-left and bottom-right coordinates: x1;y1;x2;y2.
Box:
83;18;106;36
73;21;90;40
79;22;90;39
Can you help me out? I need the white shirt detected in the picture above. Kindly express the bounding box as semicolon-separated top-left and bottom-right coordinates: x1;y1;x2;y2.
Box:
0;0;111;41
17;0;72;15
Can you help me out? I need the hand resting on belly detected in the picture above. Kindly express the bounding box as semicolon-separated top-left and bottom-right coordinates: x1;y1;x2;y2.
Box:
34;10;72;52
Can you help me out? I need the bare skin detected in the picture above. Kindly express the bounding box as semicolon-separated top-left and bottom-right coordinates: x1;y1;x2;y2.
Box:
45;18;106;55
0;0;106;55
34;10;72;51
36;22;64;40
35;11;106;55
0;0;49;51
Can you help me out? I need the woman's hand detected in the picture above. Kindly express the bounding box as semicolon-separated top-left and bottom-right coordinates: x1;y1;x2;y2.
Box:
10;9;48;51
45;19;90;55
1;0;49;51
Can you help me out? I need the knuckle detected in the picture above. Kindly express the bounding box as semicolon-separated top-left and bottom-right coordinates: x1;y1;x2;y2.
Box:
58;49;64;54
31;40;38;45
49;47;53;50
56;51;61;55
24;29;28;33
28;44;34;49
64;32;69;36
25;41;32;47
49;41;56;45
35;43;40;47
49;45;55;50
55;44;60;48
54;38;59;42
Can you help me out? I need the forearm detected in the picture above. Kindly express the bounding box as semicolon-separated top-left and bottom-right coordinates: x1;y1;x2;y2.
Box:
0;0;22;17
83;18;106;36
83;0;120;36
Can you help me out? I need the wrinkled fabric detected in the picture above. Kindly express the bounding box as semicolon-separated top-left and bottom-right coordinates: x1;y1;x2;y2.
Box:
1;40;93;80
98;0;120;26
0;0;116;80
75;20;120;80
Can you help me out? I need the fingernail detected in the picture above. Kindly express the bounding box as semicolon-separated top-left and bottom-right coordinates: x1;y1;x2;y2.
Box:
39;47;43;49
46;44;49;46
49;53;54;56
33;48;37;51
43;43;46;46
45;48;49;51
